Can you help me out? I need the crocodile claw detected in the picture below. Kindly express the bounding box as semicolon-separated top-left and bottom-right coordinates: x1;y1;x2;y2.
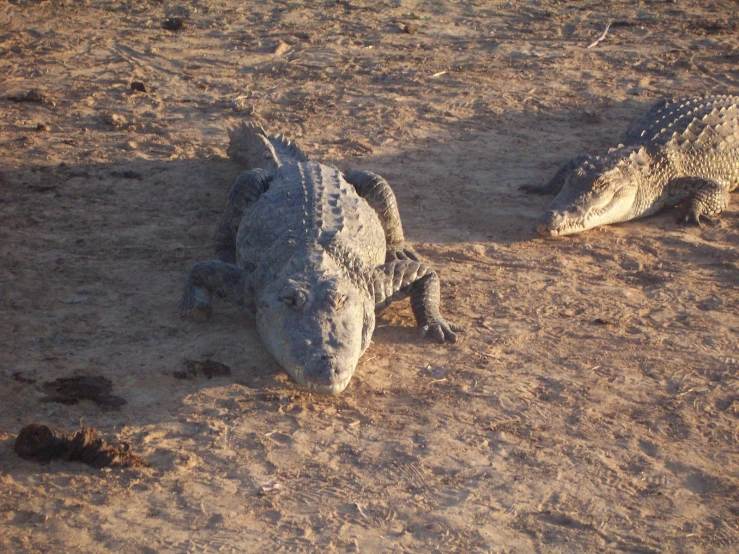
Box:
422;320;459;344
677;211;720;228
179;285;213;319
387;248;419;262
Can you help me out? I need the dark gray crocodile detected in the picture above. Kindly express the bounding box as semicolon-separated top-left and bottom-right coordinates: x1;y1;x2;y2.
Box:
179;123;457;394
522;95;739;236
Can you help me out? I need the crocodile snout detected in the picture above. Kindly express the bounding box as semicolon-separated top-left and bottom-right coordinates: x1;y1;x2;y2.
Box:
303;353;353;393
536;210;566;237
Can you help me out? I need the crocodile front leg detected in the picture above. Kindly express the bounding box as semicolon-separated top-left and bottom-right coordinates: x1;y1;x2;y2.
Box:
671;177;731;227
373;260;458;343
214;169;272;263
520;154;597;195
179;261;254;318
343;170;418;262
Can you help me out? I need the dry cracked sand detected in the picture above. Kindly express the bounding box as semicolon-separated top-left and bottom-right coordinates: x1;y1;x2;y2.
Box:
2;1;739;552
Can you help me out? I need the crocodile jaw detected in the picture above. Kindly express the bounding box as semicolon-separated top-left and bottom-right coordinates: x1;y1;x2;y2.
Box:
538;173;639;237
291;357;357;395
537;197;635;236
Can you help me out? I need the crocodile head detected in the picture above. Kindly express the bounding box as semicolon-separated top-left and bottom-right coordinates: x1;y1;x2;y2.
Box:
227;121;308;171
537;146;651;237
256;258;374;394
227;122;281;172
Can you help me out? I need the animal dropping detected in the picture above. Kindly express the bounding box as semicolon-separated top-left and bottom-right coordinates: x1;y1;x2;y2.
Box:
523;95;739;236
15;424;147;468
179;123;458;394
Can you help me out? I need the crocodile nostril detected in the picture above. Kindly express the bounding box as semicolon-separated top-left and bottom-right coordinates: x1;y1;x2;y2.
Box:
537;212;554;232
302;353;343;386
536;211;565;236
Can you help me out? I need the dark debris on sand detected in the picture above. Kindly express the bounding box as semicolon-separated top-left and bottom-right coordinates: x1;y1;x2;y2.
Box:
14;424;148;469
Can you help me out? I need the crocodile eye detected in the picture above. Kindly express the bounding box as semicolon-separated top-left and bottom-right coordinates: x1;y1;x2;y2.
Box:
280;283;307;309
327;291;347;310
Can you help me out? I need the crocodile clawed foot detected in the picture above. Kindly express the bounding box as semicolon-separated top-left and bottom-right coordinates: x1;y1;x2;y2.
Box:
422;320;459;344
677;211;722;228
677;211;703;227
703;215;721;227
178;296;213;321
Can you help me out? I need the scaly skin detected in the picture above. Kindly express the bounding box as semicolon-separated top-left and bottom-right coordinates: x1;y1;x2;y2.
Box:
180;123;458;394
523;95;739;236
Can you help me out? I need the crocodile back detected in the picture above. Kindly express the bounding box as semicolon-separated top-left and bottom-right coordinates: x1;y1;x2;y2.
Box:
624;95;739;148
624;95;739;190
236;161;386;282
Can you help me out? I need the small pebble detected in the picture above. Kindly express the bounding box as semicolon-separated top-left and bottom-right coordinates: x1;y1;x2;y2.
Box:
35;123;51;132
162;17;186;31
106;114;127;128
273;41;291;55
130;81;149;93
580;109;602;123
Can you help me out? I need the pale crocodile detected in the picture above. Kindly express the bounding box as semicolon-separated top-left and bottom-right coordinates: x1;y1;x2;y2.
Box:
522;95;739;236
179;123;458;394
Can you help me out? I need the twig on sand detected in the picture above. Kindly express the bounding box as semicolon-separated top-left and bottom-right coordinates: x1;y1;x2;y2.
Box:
587;21;612;49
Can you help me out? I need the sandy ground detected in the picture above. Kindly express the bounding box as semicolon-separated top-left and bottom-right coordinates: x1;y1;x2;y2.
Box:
2;0;739;552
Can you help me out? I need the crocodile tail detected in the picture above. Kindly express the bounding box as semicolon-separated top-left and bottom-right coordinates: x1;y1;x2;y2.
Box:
227;121;308;170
